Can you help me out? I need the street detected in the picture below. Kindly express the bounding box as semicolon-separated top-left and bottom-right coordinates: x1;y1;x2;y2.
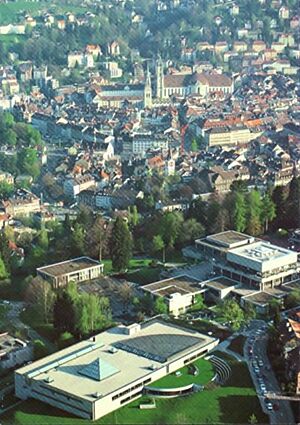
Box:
244;320;296;425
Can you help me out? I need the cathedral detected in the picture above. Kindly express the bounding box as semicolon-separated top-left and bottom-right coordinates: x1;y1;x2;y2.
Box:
155;56;233;99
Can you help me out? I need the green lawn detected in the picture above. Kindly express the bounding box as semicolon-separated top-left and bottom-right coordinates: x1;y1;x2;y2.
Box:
102;257;163;285
3;355;268;425
0;1;86;24
151;358;214;389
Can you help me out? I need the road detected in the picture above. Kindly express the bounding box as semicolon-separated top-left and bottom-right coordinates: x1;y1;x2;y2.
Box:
5;301;56;353
244;320;296;425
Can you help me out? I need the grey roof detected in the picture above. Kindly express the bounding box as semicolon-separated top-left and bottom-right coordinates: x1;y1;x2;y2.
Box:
79;358;119;381
114;333;204;363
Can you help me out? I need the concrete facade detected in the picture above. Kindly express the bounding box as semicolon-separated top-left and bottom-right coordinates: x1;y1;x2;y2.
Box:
15;320;218;420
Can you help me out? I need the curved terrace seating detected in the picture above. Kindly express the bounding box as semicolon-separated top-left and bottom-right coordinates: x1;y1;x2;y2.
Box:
209;355;231;385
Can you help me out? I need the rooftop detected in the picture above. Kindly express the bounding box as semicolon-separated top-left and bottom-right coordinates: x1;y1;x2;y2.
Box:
16;320;216;401
37;256;102;278
143;275;204;297
204;277;239;291
206;231;255;248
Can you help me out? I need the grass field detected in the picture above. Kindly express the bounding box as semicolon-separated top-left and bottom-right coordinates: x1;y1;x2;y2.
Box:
2;354;268;425
0;1;86;25
152;358;214;389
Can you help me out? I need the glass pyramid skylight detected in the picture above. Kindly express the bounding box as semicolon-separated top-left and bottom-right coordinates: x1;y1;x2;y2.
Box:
79;358;119;381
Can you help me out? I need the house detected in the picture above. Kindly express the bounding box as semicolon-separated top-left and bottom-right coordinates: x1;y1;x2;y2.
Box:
63;174;96;199
0;170;14;185
252;40;266;52
2;189;41;217
215;41;229;54
108;41;120;56
233;41;248;53
279;6;289;20
37;257;104;289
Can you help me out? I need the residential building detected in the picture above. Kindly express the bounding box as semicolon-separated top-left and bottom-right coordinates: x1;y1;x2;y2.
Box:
2;189;41;217
63;174;96;199
15;320;218;420
37;257;104;289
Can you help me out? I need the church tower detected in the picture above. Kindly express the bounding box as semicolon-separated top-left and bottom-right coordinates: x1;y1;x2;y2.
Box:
156;55;164;99
143;65;152;108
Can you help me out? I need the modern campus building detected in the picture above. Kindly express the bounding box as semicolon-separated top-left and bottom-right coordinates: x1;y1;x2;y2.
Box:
196;231;299;290
142;275;206;316
37;257;104;289
0;333;33;369
15;320;218;420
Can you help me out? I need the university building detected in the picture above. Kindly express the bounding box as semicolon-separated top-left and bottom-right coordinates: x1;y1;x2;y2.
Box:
196;231;299;290
37;257;104;289
15;320;218;420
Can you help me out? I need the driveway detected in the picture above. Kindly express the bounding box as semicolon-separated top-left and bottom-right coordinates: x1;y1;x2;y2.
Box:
244;320;295;425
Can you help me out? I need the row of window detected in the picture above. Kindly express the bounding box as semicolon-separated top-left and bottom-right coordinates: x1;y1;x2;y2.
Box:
183;349;208;365
120;390;143;405
32;389;91;416
112;378;151;401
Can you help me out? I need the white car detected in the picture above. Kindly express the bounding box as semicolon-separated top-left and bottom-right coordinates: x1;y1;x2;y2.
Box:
266;403;273;411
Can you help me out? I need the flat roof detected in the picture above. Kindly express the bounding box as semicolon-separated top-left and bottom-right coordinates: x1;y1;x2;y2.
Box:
228;241;297;265
204;277;239;291
243;291;275;306
206;231;255;248
37;257;102;278
143;275;204;297
16;320;216;402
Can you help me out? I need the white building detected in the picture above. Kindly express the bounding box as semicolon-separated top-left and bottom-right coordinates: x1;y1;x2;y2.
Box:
15;320;218;420
63;174;96;199
196;231;299;290
143;275;206;316
37;257;104;289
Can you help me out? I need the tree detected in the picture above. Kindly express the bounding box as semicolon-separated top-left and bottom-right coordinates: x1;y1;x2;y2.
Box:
152;235;166;263
233;192;246;232
220;299;245;331
177;218;205;246
25;277;55;324
71;223;85;256
244;303;256;323
285;289;300;310
261;193;276;233
246;190;262;236
119;282;133;313
154;296;168;315
53;291;76;334
287;177;300;228
37;228;49;250
0;232;11;276
191;139;198;152
128;205;139;228
110;217;133;272
158;211;184;248
272;186;288;229
0;255;8;280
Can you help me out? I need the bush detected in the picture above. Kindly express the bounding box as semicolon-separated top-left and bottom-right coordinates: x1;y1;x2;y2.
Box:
276;228;288;238
57;332;75;349
33;339;48;359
